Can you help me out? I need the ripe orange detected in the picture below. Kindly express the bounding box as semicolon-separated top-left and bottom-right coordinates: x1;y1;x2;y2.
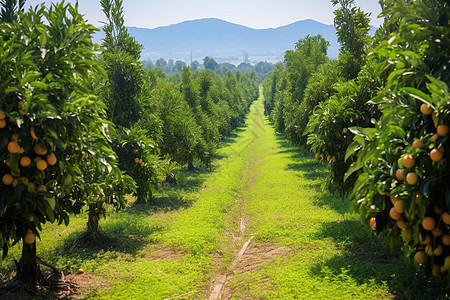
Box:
369;217;376;230
99;213;104;219
20;156;31;167
2;174;13;185
420;103;433;115
0;119;6;128
432;227;443;237
430;149;443;162
36;159;48;171
36;185;46;192
430;133;439;143
437;124;449;137
422;216;436;231
442;234;450;246
46;153;57;165
402;154;415;168
442;212;450;225
24;229;35;244
406;172;418;185
10;133;19;142
18;147;24;154
434;244;444;256
425;244;434;256
432;263;440;276
34;143;47;155
397;219;408;229
414;251;426;265
419;233;432;245
394;200;405;213
412;139;423;149
376;91;382;96
77;269;85;274
395;169;404;181
30;129;38;140
134;157;139;163
140;161;145;167
12;178;18;187
390;207;402;220
7;141;20;153
390;197;399;205
133;149;138;154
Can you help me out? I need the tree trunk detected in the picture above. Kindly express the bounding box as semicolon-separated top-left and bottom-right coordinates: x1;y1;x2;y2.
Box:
87;203;100;240
188;159;195;171
16;240;45;285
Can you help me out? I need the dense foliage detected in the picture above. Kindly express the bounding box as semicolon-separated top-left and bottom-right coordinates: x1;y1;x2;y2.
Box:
263;0;450;283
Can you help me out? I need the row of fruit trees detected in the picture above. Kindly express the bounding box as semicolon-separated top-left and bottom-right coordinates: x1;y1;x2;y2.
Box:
263;0;449;288
0;0;258;292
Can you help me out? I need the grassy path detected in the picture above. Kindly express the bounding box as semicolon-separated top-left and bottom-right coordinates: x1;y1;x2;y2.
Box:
1;88;414;299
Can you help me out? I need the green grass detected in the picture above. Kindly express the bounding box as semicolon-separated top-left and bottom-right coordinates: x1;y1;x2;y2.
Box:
0;88;438;299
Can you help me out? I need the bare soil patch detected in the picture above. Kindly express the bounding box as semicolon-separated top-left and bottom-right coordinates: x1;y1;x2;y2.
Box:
141;246;187;261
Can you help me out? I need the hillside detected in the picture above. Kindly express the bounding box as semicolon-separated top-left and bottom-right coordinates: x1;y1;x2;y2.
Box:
94;18;344;62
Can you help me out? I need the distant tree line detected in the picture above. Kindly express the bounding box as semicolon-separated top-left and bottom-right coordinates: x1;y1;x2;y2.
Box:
142;56;275;81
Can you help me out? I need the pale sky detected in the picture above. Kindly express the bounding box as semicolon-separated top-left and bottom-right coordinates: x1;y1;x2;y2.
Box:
26;0;384;29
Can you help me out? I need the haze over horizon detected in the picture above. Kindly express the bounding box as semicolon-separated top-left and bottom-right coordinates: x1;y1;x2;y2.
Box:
26;0;384;29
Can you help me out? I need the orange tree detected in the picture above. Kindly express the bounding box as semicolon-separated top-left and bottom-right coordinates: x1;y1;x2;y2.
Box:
346;0;450;283
0;2;133;285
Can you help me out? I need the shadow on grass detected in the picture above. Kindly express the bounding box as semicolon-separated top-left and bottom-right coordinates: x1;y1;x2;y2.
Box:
310;220;442;299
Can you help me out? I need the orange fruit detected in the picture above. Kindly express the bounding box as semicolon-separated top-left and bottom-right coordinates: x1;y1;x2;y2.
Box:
412;139;423;149
343;128;348;134
397;219;408;229
140;162;145;167
394;200;405;213
432;263;440;276
0;119;6;128
420;103;433;115
414;251;426;265
406;172;418;185
442;212;450;225
24;229;35;244
432;227;443;237
422;216;436;231
434;244;444;256
430;149;443;162
390;197;399;205
20;156;31;167
437;124;449;137
77;269;84;274
442;234;450;246
395;169;404;181
99;213;104;219
315;153;320;159
7;141;20;153
30;129;38;140
36;159;48;171
10;133;19;142
12;178;18;187
430;133;439;143
34;143;47;155
420;233;432;245
18;147;24;154
402;154;415;168
133;149;138;154
46;153;57;165
2;174;13;185
36;185;46;192
390;207;402;220
369;217;376;230
134;157;139;163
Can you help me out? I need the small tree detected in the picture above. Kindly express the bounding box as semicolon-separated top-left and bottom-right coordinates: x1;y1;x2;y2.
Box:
0;1;132;288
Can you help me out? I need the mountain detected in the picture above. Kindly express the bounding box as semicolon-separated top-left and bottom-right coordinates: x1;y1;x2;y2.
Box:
94;18;372;62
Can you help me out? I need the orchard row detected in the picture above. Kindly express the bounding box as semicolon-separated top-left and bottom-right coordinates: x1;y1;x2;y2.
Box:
263;0;450;279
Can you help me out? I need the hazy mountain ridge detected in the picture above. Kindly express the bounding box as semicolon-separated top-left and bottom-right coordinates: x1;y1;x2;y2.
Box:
94;18;372;62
